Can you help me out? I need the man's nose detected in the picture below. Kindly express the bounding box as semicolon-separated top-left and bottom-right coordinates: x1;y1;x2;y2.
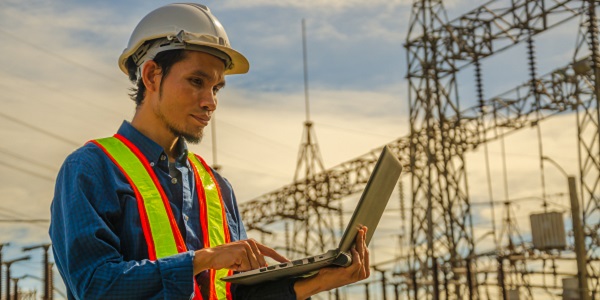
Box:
199;90;217;111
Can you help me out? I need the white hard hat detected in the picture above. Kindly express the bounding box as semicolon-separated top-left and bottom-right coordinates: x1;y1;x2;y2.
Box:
118;3;249;76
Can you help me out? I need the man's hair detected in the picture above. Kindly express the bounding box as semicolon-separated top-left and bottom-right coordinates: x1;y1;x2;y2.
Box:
125;47;188;106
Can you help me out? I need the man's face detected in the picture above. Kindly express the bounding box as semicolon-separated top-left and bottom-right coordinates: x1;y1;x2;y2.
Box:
152;50;226;144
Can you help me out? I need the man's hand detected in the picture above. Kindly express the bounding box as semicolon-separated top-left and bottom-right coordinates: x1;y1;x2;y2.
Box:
294;226;370;300
193;239;289;275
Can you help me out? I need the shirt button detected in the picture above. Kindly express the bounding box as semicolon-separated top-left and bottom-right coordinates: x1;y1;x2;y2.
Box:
171;178;178;184
160;155;166;161
150;162;155;167
184;215;189;222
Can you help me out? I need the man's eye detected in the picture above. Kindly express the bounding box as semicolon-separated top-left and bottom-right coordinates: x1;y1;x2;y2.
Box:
191;78;203;86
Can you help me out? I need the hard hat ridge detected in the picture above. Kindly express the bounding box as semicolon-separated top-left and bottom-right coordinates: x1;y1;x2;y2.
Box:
132;30;234;80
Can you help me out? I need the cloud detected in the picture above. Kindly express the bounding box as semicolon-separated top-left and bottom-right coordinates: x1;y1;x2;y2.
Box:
219;0;412;11
0;0;131;65
211;1;410;95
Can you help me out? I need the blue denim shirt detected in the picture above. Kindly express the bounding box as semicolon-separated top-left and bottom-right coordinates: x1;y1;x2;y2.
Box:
50;121;298;299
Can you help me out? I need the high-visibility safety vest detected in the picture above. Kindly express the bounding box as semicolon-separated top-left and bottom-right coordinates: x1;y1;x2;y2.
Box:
90;134;233;300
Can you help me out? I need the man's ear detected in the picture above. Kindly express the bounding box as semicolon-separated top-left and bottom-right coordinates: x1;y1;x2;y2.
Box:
141;60;162;93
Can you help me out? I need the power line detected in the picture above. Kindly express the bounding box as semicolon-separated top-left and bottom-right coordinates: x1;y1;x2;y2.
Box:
0;112;80;147
0;28;123;86
0;205;49;229
0;219;49;223
217;118;295;151
216;148;291;178
470;193;568;206
318;122;398;139
0;75;127;119
0;148;57;172
0;160;55;182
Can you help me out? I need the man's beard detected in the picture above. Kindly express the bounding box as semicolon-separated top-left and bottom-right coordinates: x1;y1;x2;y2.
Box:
154;88;207;144
167;123;203;144
155;106;204;144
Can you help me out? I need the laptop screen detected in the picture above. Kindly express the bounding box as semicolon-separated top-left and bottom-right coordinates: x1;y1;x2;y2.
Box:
337;145;403;253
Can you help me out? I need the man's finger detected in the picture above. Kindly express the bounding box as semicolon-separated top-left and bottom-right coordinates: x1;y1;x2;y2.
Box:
356;227;364;254
241;241;260;270
363;237;370;278
230;256;243;271
247;239;268;267
257;243;290;263
350;248;362;276
359;227;368;252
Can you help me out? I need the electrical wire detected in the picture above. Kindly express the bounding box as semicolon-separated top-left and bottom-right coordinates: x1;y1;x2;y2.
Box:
0;219;49;223
0;160;55;182
318;122;398;139
0;28;123;86
0;204;48;229
214;148;292;179
0;205;46;221
0;112;80;147
0;148;57;172
217;118;295;151
0;74;126;118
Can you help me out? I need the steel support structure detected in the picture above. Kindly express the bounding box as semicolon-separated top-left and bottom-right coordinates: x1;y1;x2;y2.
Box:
576;0;600;297
405;0;473;298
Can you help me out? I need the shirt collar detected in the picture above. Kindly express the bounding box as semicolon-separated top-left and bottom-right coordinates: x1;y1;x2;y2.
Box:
116;121;189;165
173;137;189;165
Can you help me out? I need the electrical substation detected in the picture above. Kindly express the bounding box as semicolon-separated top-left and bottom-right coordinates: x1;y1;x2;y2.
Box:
239;1;600;299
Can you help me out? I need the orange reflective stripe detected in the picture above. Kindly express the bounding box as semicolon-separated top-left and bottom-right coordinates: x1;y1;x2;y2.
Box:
188;153;231;300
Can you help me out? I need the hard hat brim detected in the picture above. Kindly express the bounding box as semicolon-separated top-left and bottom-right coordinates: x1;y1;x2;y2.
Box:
118;40;249;76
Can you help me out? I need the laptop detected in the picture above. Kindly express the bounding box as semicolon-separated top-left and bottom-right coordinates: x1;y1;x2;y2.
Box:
221;145;403;285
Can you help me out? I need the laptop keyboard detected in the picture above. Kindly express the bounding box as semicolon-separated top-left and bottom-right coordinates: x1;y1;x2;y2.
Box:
257;255;320;273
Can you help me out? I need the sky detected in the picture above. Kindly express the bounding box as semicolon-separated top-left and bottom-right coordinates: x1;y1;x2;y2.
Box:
0;0;594;298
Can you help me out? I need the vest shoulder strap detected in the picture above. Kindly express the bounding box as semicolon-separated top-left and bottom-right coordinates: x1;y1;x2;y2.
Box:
92;136;183;259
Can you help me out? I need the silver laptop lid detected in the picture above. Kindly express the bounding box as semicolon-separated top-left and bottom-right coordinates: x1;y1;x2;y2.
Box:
337;145;403;253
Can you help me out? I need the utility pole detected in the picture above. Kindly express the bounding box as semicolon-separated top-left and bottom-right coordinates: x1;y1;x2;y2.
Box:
23;244;52;300
11;276;25;300
0;243;10;300
4;255;31;300
377;269;387;300
48;262;54;300
497;255;507;300
11;277;18;300
23;272;66;300
210;117;221;171
568;176;590;300
543;156;590;300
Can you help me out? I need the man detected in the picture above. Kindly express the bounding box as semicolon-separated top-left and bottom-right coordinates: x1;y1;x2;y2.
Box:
50;3;369;299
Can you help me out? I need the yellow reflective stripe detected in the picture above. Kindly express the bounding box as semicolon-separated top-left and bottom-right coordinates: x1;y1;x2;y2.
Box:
188;153;229;299
188;153;227;247
215;269;230;299
95;137;179;259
